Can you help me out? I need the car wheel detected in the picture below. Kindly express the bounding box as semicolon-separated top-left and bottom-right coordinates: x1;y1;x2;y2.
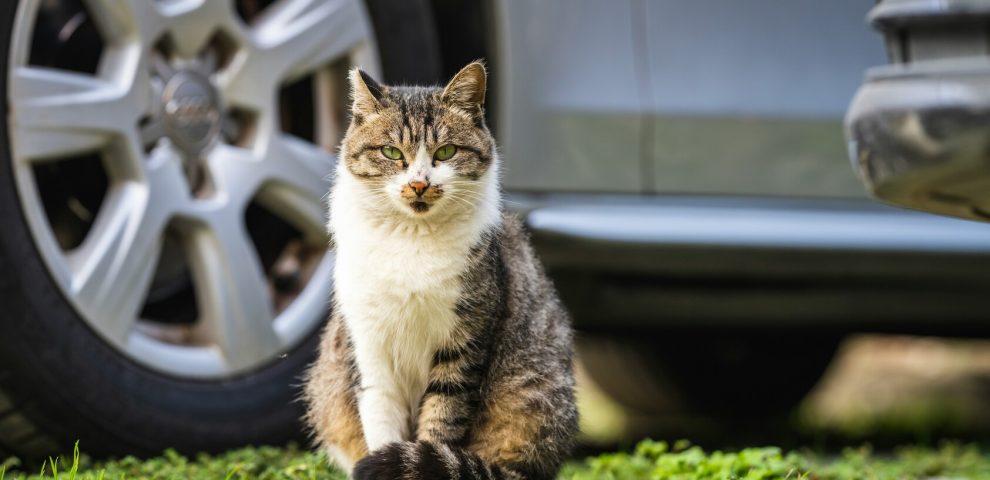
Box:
0;0;439;459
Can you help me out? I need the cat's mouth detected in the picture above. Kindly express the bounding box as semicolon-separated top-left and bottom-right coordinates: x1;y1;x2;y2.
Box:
400;183;443;214
409;201;431;213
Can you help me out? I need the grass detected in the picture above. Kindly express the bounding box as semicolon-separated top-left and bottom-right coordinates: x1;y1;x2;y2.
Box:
1;440;988;480
562;440;990;479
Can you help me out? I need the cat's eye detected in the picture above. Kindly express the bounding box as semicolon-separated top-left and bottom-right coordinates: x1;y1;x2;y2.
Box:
381;146;403;160
433;144;457;161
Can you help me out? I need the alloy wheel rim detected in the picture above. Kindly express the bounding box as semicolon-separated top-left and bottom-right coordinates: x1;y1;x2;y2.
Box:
6;0;379;379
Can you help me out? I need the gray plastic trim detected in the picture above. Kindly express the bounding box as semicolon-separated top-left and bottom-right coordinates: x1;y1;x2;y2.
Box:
519;195;990;254
870;0;990;29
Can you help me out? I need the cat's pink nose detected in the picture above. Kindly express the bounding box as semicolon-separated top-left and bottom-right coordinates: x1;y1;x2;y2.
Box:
409;180;430;196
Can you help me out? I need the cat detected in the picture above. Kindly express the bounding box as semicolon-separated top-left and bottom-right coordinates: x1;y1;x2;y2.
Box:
304;61;577;480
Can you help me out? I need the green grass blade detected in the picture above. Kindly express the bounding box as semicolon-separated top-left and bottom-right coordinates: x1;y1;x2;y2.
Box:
68;442;79;480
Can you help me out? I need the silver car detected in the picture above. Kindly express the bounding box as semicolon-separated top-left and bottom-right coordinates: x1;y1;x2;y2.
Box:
1;0;987;458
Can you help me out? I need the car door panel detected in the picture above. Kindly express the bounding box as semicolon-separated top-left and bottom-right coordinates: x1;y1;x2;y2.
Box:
495;0;646;193
642;0;887;197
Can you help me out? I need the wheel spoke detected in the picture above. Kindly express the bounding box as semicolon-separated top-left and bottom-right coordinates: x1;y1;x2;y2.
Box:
256;183;329;242
140;118;166;149
81;0;145;42
80;0;172;45
187;219;282;370
206;137;330;240
144;140;200;202
269;134;335;200
65;148;188;341
207;143;264;204
270;0;370;81
11;127;104;162
254;135;333;239
230;0;369;98
9;67;141;161
155;0;240;57
67;184;166;343
209;136;333;200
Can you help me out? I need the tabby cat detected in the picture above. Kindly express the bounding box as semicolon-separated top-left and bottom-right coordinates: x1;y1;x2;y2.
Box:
304;62;577;480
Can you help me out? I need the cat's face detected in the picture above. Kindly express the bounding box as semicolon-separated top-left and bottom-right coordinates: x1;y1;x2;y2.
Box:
338;62;495;218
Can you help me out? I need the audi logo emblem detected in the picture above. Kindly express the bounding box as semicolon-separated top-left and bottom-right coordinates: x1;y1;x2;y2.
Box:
166;96;219;127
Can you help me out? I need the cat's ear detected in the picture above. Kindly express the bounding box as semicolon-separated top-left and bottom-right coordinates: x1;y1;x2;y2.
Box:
349;68;385;116
441;61;486;112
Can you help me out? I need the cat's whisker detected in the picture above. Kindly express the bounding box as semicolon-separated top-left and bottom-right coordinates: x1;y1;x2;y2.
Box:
449;192;483;205
444;195;477;212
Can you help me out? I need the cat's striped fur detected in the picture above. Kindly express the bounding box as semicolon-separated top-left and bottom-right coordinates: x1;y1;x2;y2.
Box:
304;62;578;480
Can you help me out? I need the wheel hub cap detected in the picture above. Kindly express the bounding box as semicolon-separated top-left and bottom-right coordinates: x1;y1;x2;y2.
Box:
162;70;221;157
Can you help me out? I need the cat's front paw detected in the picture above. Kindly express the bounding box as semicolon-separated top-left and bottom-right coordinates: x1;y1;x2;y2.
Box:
353;442;407;480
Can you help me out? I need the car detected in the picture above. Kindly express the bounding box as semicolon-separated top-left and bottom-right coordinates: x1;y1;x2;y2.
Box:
1;0;989;459
501;0;990;419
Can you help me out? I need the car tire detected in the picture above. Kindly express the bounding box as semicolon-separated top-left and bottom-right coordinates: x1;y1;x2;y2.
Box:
0;0;440;460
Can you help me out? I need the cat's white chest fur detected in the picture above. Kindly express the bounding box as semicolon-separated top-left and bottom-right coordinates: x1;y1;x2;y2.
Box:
329;171;498;451
335;216;467;410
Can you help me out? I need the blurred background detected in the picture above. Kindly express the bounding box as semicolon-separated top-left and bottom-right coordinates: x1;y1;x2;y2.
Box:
1;0;990;461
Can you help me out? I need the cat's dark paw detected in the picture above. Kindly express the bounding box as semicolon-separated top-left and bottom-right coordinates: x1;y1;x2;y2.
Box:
353;443;407;480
